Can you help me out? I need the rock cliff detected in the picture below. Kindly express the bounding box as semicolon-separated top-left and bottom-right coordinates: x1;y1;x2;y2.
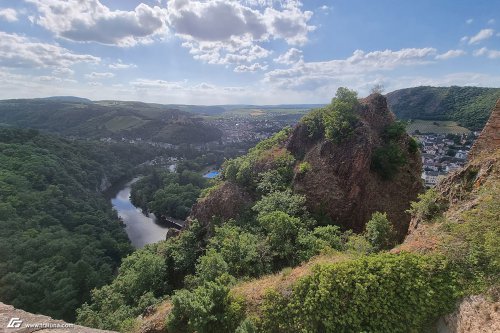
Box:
190;93;423;238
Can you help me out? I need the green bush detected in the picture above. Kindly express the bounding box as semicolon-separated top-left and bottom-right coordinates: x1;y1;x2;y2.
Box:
364;212;395;251
323;88;360;143
166;280;245;333
297;161;312;174
371;143;407;180
260;253;461;333
406;189;444;221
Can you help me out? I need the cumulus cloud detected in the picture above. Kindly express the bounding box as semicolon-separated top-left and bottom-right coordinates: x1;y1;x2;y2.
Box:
264;47;437;90
0;8;18;22
473;47;500;59
166;0;313;66
274;48;303;65
26;0;168;47
85;72;115;79
234;62;268;72
0;32;100;69
468;28;495;44
435;49;466;60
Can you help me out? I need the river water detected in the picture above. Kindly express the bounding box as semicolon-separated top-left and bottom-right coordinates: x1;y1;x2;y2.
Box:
109;178;169;248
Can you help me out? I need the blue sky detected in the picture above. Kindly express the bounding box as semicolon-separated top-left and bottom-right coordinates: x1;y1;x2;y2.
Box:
0;0;499;104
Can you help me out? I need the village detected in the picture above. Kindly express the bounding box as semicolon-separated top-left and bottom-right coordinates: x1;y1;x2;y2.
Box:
415;131;479;187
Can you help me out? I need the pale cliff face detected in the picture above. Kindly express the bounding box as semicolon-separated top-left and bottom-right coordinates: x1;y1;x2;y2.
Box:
0;302;117;333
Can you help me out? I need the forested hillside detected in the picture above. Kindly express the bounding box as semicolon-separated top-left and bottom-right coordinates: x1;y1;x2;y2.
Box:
387;86;500;130
0;99;222;144
0;128;157;321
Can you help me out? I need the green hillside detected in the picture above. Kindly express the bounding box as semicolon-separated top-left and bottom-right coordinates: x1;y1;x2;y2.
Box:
0;128;157;321
0;99;222;144
386;86;500;130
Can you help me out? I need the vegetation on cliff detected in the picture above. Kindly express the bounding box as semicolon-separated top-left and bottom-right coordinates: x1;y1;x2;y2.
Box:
0;128;156;321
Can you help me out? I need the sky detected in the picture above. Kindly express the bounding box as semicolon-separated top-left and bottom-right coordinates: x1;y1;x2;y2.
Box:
0;0;499;104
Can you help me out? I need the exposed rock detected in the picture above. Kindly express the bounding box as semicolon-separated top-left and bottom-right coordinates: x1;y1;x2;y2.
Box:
469;99;500;160
436;294;500;333
0;302;116;333
189;182;253;227
291;94;423;236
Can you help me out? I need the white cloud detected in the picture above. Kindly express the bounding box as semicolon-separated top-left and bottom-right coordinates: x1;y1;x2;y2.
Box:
52;67;75;77
85;72;115;79
26;0;168;47
130;78;186;90
167;0;313;66
109;60;137;70
435;49;466;60
264;47;437;90
488;19;495;25
468;28;495;44
274;47;303;65
0;32;100;69
466;18;473;24
234;62;268;72
0;8;18;22
473;47;500;59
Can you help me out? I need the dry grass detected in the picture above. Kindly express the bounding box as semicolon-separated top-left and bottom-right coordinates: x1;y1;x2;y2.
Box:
232;252;353;316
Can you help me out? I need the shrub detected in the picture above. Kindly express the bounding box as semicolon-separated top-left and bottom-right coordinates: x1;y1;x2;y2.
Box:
364;212;395;251
260;253;461;333
408;137;419;154
297;161;312;174
166;280;245;333
406;189;444;221
323;88;360;143
371;143;407;180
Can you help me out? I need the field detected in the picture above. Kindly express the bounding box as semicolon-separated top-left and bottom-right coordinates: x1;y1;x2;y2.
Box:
406;120;471;135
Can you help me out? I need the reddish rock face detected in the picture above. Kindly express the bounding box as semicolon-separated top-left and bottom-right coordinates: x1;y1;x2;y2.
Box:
289;94;423;237
189;181;253;227
191;94;423;239
469;99;500;160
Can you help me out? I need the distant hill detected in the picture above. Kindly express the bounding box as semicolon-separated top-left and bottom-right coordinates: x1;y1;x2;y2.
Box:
386;86;500;130
0;99;222;144
40;96;93;103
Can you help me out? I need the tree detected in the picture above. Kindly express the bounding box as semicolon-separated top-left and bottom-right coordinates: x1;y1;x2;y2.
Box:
364;212;394;251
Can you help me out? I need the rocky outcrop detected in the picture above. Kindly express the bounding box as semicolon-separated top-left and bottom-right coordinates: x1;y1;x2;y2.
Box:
189;182;253;226
290;94;423;236
469;99;500;160
436;294;500;333
0;302;116;333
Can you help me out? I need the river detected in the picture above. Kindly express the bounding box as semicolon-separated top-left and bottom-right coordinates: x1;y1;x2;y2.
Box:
109;178;169;248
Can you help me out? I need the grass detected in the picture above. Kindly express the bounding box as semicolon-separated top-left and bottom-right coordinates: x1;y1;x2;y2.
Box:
407;119;471;135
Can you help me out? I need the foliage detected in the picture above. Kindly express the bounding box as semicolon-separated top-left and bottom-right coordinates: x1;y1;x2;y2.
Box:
371;143;407;180
382;120;407;142
131;170;207;220
0;128;158;321
206;224;271;278
260;253;461;333
297;161;312;174
297;225;344;261
323;87;360;142
0;99;222;144
166;280;245;333
258;211;304;266
76;247;167;331
408;137;419;154
222;127;293;188
364;212;395;251
387;86;500;130
406;189;444;221
252;189;308;219
77;220;208;330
